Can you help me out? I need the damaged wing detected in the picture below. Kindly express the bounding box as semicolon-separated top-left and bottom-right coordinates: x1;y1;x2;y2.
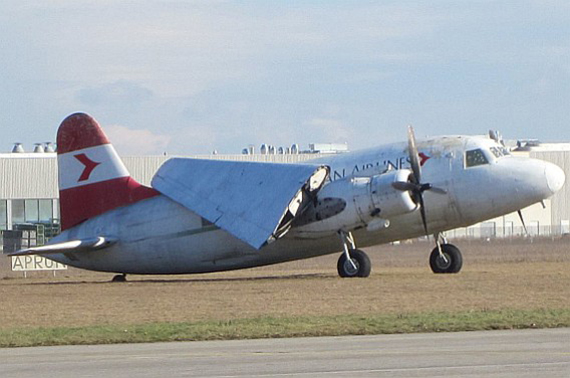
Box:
151;158;329;249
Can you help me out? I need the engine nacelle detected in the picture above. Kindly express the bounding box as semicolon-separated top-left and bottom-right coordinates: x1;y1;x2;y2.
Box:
292;169;417;237
369;169;418;218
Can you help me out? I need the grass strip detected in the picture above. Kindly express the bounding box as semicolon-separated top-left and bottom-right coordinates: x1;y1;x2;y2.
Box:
2;308;569;348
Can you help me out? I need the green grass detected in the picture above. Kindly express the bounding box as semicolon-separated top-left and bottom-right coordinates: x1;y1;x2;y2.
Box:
2;308;569;348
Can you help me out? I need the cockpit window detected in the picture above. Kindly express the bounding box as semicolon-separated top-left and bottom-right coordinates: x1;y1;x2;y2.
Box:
465;149;489;167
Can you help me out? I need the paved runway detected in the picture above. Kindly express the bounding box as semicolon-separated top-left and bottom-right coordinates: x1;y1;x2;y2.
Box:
1;328;569;377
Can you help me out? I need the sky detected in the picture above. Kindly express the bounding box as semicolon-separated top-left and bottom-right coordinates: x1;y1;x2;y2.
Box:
1;1;569;155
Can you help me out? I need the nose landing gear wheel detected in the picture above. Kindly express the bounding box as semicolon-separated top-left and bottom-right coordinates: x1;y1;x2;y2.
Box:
429;244;462;274
337;249;371;278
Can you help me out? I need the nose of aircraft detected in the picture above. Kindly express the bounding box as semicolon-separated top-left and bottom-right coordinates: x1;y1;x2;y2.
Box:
545;162;565;195
495;157;565;207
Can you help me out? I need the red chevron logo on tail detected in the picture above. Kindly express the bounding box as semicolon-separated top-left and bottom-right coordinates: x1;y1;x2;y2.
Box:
74;153;101;182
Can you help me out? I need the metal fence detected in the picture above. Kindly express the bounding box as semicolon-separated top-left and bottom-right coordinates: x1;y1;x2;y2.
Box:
445;224;569;240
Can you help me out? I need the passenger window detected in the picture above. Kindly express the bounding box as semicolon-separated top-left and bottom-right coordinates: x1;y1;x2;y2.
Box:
465;149;489;167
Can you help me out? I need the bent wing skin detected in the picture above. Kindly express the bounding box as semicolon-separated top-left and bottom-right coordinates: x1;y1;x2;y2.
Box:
8;237;118;256
151;158;329;249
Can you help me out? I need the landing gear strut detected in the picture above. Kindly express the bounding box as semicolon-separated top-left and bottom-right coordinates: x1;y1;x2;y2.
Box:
337;231;371;278
429;234;462;274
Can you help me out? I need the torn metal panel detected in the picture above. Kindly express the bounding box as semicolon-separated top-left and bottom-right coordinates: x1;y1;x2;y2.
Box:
151;158;329;249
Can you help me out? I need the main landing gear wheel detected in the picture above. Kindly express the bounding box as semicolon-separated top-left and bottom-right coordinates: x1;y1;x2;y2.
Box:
337;231;372;278
337;249;371;278
429;244;463;274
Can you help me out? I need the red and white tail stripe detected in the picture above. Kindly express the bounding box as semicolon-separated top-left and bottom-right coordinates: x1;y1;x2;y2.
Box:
57;113;158;230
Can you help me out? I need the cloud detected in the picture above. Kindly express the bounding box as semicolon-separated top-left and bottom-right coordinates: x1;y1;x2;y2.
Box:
169;124;227;155
77;81;154;107
302;118;350;144
104;124;171;155
2;1;569;154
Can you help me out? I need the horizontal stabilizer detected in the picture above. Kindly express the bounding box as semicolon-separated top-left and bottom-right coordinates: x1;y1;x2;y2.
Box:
152;158;329;249
8;237;117;256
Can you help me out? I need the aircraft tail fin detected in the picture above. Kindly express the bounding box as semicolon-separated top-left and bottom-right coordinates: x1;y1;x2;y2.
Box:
57;113;159;230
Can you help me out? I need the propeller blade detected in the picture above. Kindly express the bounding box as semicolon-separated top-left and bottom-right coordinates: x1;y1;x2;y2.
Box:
392;181;417;192
428;186;448;195
393;180;447;195
407;125;421;184
417;190;429;235
405;125;448;235
408;126;428;235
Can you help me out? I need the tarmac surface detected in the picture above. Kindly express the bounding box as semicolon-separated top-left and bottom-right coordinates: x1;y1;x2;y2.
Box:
1;328;569;377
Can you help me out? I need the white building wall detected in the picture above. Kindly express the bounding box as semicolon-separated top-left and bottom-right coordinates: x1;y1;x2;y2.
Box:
531;151;570;229
0;154;58;199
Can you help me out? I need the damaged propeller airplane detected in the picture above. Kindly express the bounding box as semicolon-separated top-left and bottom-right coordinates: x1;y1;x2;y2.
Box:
11;113;566;280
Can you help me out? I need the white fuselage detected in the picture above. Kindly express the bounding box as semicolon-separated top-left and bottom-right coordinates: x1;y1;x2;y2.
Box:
49;135;564;274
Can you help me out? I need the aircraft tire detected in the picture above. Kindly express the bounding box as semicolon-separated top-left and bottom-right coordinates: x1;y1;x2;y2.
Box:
337;249;371;278
429;244;463;274
111;274;127;282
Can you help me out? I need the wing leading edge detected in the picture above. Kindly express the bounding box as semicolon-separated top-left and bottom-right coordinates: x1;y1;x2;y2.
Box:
152;158;329;249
